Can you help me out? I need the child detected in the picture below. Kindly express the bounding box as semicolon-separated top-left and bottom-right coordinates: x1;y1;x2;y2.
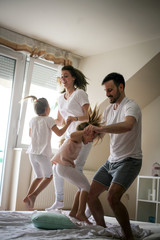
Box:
23;96;72;210
51;106;102;224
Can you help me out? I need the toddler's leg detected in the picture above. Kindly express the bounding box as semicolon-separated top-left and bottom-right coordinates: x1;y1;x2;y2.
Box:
69;191;80;217
76;190;92;224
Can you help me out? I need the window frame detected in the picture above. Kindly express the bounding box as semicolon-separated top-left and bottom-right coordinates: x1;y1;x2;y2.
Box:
0;45;26;209
16;57;62;151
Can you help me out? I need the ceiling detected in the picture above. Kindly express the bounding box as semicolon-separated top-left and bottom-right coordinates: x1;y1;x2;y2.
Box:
0;0;160;57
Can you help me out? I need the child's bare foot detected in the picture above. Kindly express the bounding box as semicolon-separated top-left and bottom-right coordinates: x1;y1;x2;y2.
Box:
76;213;92;225
28;194;36;210
23;197;30;209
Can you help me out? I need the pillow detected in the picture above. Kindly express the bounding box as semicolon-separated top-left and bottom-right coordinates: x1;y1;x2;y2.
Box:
31;212;77;230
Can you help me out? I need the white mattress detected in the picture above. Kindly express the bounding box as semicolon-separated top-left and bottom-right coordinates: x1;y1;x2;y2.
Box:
0;210;159;240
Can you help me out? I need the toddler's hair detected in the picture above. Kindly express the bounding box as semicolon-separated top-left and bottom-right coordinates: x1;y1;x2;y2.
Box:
24;96;49;115
77;105;103;142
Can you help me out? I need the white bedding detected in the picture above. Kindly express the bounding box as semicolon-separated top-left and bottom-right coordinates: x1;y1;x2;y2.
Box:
0;210;159;240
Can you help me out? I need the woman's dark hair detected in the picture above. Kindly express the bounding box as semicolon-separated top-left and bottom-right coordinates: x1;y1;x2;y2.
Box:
24;96;49;115
61;65;89;91
102;72;125;89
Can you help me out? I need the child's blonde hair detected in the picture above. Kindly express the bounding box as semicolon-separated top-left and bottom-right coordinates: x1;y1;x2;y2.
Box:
59;105;102;147
77;105;102;143
24;96;49;115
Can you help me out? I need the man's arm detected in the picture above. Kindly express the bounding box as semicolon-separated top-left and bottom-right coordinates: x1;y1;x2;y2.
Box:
85;116;136;135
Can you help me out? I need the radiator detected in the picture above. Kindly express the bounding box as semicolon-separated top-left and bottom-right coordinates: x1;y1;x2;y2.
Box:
34;170;95;210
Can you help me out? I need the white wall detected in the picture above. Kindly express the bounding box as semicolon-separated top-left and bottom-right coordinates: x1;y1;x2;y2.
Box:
140;96;160;176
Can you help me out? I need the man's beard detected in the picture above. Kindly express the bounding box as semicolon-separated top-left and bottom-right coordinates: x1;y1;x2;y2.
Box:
109;89;121;104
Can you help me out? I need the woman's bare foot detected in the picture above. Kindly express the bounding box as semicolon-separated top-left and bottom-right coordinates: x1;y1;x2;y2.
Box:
76;213;92;225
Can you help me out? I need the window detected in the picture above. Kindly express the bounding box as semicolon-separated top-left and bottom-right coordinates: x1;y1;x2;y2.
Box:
17;58;62;151
0;46;62;210
0;55;16;192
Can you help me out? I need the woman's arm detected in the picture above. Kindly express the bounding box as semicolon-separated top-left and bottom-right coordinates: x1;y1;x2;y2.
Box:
70;103;90;122
29;128;31;137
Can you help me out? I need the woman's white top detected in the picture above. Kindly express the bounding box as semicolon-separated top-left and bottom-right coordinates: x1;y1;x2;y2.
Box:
58;89;89;138
26;116;56;158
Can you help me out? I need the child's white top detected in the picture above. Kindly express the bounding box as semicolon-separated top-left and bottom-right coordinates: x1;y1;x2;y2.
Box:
26;116;56;158
58;89;89;139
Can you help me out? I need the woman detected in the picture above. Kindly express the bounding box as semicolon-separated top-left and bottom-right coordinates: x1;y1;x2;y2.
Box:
46;65;92;211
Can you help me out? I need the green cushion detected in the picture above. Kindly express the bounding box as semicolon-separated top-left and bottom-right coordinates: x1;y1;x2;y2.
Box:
31;212;77;230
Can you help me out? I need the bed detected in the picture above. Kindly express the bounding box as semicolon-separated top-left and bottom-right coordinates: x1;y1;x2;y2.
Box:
0;210;160;240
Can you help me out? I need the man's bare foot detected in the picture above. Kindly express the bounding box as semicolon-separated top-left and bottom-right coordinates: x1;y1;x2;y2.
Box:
76;213;92;225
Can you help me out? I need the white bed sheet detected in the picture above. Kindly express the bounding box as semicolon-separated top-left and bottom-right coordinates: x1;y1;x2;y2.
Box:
0;210;159;240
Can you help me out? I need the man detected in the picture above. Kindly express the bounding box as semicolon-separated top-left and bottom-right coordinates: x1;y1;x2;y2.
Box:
85;72;142;240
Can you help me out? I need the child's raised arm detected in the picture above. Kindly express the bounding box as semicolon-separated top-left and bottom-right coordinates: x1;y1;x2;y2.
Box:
51;117;72;137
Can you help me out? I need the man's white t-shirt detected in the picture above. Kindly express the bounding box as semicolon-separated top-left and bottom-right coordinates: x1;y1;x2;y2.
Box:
103;97;142;163
26;116;56;158
58;89;89;138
